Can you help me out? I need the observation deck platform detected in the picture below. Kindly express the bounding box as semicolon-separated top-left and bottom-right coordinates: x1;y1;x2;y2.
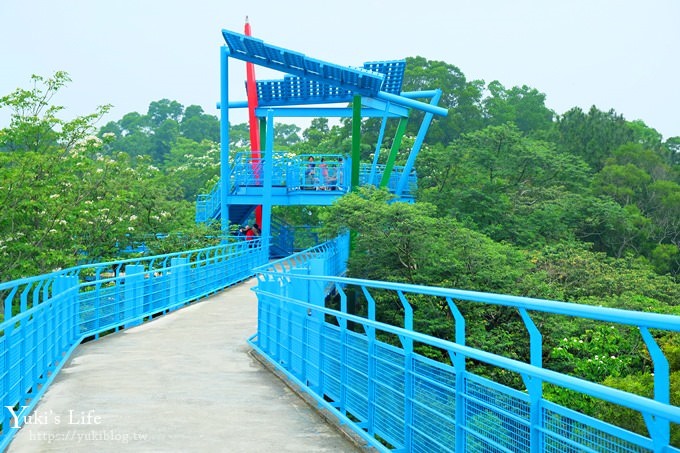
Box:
7;279;362;452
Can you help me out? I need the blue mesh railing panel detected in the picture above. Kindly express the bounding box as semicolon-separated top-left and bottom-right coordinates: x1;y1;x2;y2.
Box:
345;331;370;421
195;173;222;223
359;162;417;197
250;241;680;453
412;355;457;452
322;324;342;402
1;240;267;449
541;401;653;453
461;367;532;452
373;342;406;448
288;311;306;378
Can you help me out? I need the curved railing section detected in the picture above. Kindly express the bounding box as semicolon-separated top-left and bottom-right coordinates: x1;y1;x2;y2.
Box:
0;239;267;450
250;238;680;453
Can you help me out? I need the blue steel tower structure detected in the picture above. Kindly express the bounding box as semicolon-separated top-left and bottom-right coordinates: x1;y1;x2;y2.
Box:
196;29;448;254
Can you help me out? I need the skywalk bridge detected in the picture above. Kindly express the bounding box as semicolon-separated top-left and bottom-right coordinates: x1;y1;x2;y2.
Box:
2;26;680;452
2;237;679;451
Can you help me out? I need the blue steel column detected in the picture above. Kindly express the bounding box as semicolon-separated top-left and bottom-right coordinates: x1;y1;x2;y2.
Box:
639;327;671;451
309;258;326;394
337;285;349;415
519;308;543;453
361;286;377;436
395;89;442;197
3;287;17;436
261;109;275;255
447;297;467;452
220;45;230;237
397;291;415;451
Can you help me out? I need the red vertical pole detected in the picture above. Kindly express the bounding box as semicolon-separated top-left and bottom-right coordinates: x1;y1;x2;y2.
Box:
245;16;263;227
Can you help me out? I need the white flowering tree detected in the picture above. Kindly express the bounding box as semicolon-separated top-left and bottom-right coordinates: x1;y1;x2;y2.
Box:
0;73;195;282
163;137;220;201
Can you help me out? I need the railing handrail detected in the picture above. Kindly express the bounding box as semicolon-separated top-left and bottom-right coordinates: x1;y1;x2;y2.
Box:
0;240;241;292
254;271;680;332
252;283;680;424
251;236;680;452
0;239;246;332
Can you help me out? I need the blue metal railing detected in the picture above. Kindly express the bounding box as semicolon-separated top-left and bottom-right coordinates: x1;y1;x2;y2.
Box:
195;179;223;223
250;238;680;453
359;163;418;196
270;216;295;258
195;153;418;223
288;154;348;191
9;233;676;451
0;238;267;450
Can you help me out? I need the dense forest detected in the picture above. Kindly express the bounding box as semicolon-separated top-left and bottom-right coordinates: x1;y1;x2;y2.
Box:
1;59;679;442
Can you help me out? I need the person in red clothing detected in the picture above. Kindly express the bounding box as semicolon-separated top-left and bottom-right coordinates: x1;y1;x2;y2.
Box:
244;223;261;246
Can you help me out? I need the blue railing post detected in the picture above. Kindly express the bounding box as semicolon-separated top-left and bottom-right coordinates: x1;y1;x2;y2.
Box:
2;316;14;434
256;274;278;357
124;265;145;328
219;44;230;237
361;286;378;436
336;283;349;415
397;290;415;451
519;308;544;453
640;327;671;451
170;258;188;308
68;276;79;344
17;285;29;402
54;277;65;351
447;297;468;452
308;258;326;395
287;268;307;372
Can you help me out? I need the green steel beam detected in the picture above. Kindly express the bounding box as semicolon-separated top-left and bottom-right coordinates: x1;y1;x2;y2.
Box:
380;117;409;188
259;117;267;150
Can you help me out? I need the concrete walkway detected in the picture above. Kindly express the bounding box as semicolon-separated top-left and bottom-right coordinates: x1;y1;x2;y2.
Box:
8;279;362;452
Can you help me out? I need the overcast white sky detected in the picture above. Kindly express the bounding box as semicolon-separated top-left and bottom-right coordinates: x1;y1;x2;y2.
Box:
1;0;678;139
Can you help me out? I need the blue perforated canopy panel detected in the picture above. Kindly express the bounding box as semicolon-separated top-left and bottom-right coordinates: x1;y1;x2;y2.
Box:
222;29;386;97
256;76;353;106
363;60;406;94
254;61;406;106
